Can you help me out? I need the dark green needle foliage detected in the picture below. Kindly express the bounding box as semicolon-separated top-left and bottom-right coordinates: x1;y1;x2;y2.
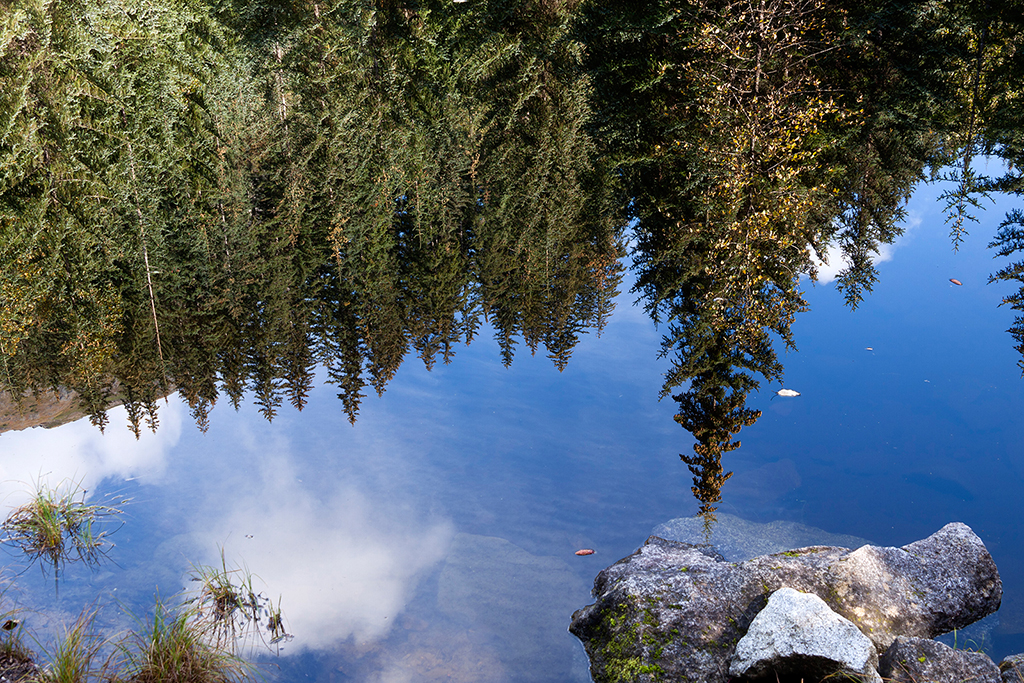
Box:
0;0;622;431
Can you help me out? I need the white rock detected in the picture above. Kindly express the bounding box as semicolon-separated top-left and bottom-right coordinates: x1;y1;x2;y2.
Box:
730;587;882;682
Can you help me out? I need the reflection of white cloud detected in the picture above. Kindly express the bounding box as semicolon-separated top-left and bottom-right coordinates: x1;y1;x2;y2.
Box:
187;446;453;652
810;242;897;284
0;399;184;507
810;244;875;284
809;212;921;284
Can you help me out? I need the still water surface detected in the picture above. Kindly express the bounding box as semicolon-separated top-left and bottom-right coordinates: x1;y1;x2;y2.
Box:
2;179;1023;680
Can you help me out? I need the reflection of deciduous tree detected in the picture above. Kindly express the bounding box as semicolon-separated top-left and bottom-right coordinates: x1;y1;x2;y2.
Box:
579;0;1022;506
580;0;857;507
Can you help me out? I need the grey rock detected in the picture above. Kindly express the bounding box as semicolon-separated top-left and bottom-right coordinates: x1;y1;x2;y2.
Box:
569;523;1001;683
1000;654;1024;683
653;513;871;562
730;587;882;683
879;636;1000;683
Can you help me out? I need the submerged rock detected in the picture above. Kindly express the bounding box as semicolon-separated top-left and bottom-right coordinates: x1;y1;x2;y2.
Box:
569;523;1001;683
879;636;1000;683
730;587;882;683
438;533;590;683
652;513;870;562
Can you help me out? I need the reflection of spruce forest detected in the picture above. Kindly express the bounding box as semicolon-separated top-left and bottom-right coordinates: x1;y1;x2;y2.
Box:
3;0;1024;512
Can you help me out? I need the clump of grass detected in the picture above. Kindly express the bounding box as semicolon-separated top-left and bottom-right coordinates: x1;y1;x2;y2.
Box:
187;554;258;649
186;552;290;652
1;479;128;582
265;597;287;646
5;598;261;683
33;610;103;683
108;600;249;683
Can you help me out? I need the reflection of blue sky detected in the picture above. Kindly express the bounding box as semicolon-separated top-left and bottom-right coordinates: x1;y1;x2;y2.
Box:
0;265;693;680
2;174;1024;675
737;179;1024;655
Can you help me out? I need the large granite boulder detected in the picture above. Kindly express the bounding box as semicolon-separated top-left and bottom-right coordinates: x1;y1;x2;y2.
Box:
879;636;1000;683
569;523;1001;683
730;587;882;683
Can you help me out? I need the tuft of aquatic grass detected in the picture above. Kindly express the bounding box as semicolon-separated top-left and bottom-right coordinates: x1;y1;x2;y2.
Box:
1;479;128;582
186;552;290;652
33;609;104;683
266;597;287;646
108;599;250;683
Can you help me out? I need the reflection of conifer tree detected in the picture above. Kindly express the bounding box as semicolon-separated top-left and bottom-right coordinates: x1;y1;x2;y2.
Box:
814;0;978;307
672;347;761;514
121;384;146;439
158;249;221;433
238;215;304;423
249;343;282;423
395;193;474;372
314;266;368;424
948;3;1024;368
697;506;718;545
285;0;429;395
218;335;248;411
282;296;316;412
468;0;623;367
990;211;1024;373
1;0;621;435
